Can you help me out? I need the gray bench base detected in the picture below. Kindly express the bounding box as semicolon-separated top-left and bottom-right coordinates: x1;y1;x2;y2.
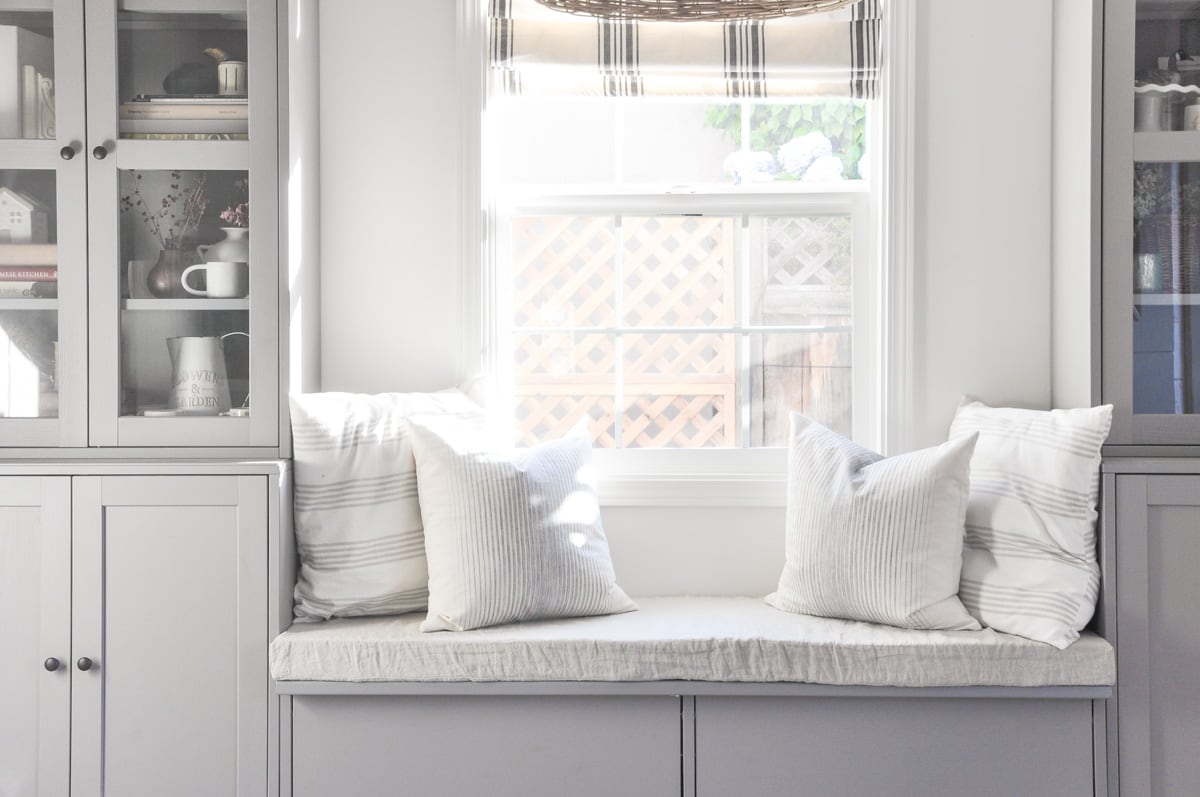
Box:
280;687;1109;797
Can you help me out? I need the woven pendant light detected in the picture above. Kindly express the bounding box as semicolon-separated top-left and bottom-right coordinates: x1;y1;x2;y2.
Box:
533;0;859;21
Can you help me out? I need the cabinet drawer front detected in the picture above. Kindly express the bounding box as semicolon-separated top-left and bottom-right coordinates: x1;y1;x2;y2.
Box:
292;695;682;797
696;697;1096;797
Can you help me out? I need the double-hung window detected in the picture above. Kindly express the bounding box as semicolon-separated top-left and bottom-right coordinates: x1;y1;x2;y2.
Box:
478;0;889;457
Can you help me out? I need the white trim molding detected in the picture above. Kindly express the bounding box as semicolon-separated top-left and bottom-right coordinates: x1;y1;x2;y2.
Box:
879;0;916;456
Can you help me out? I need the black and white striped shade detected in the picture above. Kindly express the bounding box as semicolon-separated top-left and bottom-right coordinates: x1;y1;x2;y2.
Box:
533;0;859;21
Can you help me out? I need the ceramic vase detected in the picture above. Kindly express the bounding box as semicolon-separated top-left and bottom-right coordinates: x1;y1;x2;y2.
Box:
205;227;250;264
147;247;200;299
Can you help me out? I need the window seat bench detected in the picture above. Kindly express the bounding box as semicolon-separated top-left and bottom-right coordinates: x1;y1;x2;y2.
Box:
272;596;1114;797
270;595;1114;689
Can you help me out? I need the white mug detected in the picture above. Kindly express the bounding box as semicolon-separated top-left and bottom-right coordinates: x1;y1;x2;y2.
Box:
181;260;248;298
218;60;247;95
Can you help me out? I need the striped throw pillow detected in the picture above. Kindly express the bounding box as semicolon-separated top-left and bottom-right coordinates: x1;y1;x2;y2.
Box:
949;400;1113;649
289;392;485;621
411;419;637;633
767;413;982;631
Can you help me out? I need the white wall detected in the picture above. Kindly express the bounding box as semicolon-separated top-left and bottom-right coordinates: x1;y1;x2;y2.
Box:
313;0;1061;592
909;0;1054;448
317;0;462;393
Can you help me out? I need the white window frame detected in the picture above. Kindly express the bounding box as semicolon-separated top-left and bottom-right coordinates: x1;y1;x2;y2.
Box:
457;0;914;506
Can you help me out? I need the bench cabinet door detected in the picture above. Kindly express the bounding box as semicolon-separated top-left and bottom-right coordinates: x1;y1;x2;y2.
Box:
1116;475;1200;797
0;477;71;797
70;475;268;797
291;695;682;797
695;696;1096;797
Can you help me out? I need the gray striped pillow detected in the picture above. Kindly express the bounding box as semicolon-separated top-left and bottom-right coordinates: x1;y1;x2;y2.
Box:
767;413;981;631
289;392;485;621
411;419;636;633
949;400;1112;649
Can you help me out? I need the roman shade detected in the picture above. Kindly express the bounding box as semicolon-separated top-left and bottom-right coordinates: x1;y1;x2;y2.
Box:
488;0;882;99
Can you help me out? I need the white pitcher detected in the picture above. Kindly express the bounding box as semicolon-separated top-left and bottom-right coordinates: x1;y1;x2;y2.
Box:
166;332;248;415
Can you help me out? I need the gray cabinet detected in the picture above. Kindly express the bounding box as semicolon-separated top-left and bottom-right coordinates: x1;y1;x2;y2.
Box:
1115;473;1200;797
0;477;71;797
0;0;284;453
0;470;273;797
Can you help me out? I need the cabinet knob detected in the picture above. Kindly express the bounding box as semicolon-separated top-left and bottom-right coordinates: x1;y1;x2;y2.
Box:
91;146;108;160
76;656;95;671
59;146;75;161
43;657;61;672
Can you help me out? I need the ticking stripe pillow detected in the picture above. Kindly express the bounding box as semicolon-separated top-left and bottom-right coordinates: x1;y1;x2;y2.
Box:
411;419;636;633
767;413;982;632
949;400;1113;649
289;392;485;621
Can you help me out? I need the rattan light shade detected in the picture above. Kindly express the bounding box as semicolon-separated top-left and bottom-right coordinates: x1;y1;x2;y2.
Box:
533;0;859;20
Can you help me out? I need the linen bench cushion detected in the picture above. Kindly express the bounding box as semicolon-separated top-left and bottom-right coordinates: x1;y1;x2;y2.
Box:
270;596;1115;687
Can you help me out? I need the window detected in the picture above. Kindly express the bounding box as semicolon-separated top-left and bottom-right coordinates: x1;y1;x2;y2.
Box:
473;0;900;457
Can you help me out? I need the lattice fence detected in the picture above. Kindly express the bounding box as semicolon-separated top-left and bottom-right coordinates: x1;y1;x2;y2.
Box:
510;213;851;448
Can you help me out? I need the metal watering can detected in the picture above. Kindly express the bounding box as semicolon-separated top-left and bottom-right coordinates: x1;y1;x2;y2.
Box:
167;332;248;415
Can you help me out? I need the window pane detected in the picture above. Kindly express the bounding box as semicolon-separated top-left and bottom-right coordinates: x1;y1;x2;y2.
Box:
749;331;852;445
622;216;736;328
752;215;853;326
499;101;616;186
620;102;736;186
512;215;615;327
623;332;737;449
623;392;734;448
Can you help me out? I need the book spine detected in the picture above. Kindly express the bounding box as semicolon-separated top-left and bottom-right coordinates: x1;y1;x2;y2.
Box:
0;281;56;298
0;266;57;281
0;245;58;266
122;132;249;141
119;119;249;134
119;104;248;120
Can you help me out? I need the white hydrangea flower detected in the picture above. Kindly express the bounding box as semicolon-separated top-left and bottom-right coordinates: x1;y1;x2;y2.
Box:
723;150;778;184
779;131;833;177
801;155;845;183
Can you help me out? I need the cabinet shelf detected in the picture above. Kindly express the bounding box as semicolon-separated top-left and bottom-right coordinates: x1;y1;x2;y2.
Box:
1133;132;1200;162
1134;293;1200;306
0;298;59;311
123;298;248;311
113;140;250;171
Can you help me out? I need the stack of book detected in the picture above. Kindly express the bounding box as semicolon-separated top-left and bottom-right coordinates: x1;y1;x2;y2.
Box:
0;245;58;298
119;94;249;139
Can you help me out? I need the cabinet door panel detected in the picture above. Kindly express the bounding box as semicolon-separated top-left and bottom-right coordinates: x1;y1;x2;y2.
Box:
0;478;70;797
71;475;266;797
1117;475;1200;797
695;696;1095;797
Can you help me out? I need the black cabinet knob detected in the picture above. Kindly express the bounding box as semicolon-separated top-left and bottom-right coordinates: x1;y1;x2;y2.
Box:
76;656;94;671
43;657;61;672
91;146;107;160
59;146;75;160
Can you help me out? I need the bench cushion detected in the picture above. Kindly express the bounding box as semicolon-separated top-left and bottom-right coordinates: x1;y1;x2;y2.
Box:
270;596;1114;687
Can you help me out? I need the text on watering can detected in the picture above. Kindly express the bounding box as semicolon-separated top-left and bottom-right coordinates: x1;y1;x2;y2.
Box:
174;369;227;409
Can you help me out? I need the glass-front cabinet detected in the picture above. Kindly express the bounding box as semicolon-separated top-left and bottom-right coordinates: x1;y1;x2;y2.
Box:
0;0;277;449
1106;0;1200;444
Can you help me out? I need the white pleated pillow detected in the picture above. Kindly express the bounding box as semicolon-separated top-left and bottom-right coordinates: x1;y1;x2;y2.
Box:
289;391;485;621
767;413;981;631
411;419;636;632
949;399;1112;649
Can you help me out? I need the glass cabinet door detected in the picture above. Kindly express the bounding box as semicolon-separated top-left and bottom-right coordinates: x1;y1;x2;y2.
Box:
85;0;277;447
0;0;86;446
1104;0;1200;444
